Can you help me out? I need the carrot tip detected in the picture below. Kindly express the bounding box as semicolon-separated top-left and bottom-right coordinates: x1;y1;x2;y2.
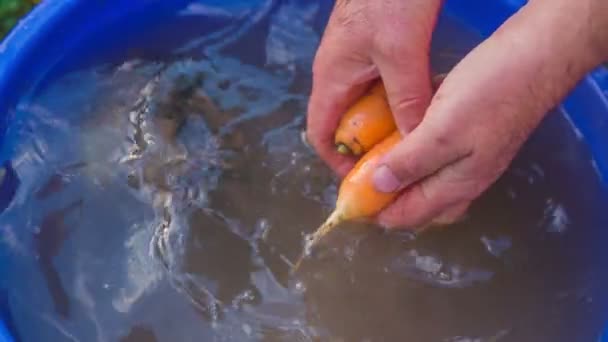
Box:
313;210;343;241
292;209;344;273
335;143;352;155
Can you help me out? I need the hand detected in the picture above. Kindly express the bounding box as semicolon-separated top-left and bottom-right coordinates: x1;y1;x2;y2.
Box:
372;0;608;229
306;0;443;177
307;0;608;229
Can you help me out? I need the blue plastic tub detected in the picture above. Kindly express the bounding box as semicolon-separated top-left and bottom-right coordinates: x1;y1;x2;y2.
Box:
1;0;608;341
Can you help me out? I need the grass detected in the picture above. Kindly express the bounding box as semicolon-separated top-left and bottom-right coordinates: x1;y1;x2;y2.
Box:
0;0;39;40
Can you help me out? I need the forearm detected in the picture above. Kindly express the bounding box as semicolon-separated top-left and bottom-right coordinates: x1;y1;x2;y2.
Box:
588;0;608;62
526;0;608;67
451;0;608;121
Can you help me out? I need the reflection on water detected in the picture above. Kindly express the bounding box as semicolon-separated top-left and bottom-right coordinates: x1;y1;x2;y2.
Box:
1;1;608;341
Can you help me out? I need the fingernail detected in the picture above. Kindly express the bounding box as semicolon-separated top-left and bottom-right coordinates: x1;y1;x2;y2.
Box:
373;165;401;193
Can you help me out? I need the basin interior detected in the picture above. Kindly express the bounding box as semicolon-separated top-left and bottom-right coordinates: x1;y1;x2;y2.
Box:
1;1;608;341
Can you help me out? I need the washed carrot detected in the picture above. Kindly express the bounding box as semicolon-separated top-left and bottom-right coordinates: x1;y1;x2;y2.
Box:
318;130;402;238
334;81;396;156
294;130;403;270
334;74;446;156
293;73;448;270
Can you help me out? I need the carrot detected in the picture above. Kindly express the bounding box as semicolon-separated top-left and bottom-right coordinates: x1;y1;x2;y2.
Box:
334;81;396;156
334;74;446;156
316;130;402;238
293;73;448;271
294;130;403;271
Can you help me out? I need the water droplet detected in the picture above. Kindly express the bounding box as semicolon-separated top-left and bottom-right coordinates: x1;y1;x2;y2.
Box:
415;255;442;274
344;244;356;262
293;281;306;295
481;235;512;258
256;218;271;240
242;323;252;336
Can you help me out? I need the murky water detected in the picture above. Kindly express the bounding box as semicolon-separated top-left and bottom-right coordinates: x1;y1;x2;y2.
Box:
1;1;608;341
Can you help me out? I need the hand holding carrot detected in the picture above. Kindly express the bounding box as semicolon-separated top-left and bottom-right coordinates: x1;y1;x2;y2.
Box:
306;0;442;177
307;0;608;230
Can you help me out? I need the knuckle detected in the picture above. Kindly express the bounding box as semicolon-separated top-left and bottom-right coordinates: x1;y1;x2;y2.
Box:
372;23;424;60
330;0;369;36
392;153;422;181
429;126;457;151
427;120;473;158
391;95;429;121
374;36;409;59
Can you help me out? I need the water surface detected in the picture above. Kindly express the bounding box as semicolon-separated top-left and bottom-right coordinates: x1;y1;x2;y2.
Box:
1;1;608;341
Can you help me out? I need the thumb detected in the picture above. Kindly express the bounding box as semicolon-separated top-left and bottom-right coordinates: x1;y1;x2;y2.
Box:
372;122;471;193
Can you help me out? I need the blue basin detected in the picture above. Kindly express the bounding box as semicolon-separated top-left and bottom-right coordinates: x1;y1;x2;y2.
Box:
1;1;608;341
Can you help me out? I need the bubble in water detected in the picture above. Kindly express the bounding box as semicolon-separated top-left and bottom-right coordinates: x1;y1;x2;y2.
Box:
255;218;272;241
290;152;299;165
293;281;306;295
480;235;512;258
541;199;569;234
343;244;356;262
412;251;443;274
232;289;256;308
300;130;311;150
242;323;253;336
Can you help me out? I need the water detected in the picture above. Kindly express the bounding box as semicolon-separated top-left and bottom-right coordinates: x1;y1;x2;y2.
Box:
1;1;608;341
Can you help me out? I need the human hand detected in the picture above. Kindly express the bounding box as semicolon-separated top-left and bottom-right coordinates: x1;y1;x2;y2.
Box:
306;0;443;177
371;0;608;229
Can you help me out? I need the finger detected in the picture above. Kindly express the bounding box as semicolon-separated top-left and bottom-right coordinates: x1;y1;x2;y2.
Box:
370;0;441;133
431;202;469;226
375;159;474;229
306;24;379;177
373;45;432;134
375;183;447;229
371;119;472;194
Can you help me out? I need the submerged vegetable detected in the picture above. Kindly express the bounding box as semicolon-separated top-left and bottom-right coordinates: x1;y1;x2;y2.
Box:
334;81;395;156
316;131;401;240
294;73;448;271
334;74;446;156
294;130;403;271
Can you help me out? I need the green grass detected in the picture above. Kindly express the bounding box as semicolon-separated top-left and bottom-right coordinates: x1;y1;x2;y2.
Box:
0;0;38;40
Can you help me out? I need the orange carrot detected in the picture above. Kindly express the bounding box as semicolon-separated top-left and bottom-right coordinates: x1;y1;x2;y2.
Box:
293;74;447;270
334;81;396;156
294;130;403;270
334;74;446;156
317;131;402;239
